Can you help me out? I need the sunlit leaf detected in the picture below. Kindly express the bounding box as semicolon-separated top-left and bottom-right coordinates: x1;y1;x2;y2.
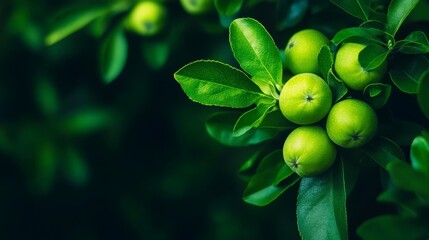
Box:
331;27;385;46
229;18;283;90
410;132;429;175
358;44;389;71
233;102;276;137
174;60;268;108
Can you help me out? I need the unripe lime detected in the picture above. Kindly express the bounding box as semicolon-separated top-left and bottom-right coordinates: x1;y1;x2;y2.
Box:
284;29;329;75
326;99;378;148
279;73;332;125
125;1;167;36
283;125;337;177
334;43;387;91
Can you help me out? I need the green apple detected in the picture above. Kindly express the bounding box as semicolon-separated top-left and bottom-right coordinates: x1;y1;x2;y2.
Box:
125;1;167;36
334;43;387;91
180;0;214;15
284;29;329;75
326;99;378;148
283;125;337;177
279;73;332;125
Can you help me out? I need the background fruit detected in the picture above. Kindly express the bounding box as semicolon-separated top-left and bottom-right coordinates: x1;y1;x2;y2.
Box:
334;43;388;91
279;73;332;125
125;1;167;36
180;0;214;15
284;29;329;75
283;125;337;177
326;99;378;148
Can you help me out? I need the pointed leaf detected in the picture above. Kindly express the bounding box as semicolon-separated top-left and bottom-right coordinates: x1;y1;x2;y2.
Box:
327;69;348;102
418;70;429;119
331;27;385;46
243;150;301;206
398;31;429;54
45;5;109;45
174;60;267;108
358;44;389;71
363;83;392;109
205;112;280;147
99;28;128;84
362;136;405;169
389;55;429;94
258;109;297;130
229;18;283;89
318;44;334;80
329;0;371;21
297;159;348;240
386;0;421;36
233;102;275;137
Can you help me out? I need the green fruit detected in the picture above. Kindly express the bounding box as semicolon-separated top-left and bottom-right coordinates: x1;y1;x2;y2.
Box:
326;99;378;148
284;29;329;75
279;73;332;125
283;125;337;177
125;1;167;36
180;0;214;15
334;43;387;91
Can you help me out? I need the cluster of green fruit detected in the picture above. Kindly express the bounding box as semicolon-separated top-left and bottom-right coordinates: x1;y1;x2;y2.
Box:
124;0;213;36
280;29;385;177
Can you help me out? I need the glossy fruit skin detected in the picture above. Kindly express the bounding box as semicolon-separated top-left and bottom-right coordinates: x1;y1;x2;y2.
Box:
279;73;332;125
284;29;329;75
180;0;213;15
326;99;378;148
283;125;337;177
125;1;167;36
334;43;388;91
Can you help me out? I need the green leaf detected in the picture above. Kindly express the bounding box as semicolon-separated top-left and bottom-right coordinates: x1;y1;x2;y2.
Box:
329;0;371;21
362;136;405;169
386;0;421;36
377;189;420;217
380;120;424;146
363;83;392;109
99;28;128;84
411;133;429;175
387;160;429;199
238;151;261;180
33;139;57;195
331;27;385;46
233;102;276;137
45;5;109;45
243;150;301;206
418;70;429;119
174;60;267;108
258;109;297;130
358;44;389;71
318;44;334;80
215;0;244;16
398;31;429;54
327;69;348;102
357;215;429;240
277;0;309;30
205;112;280;147
297;159;348;240
389;55;429;94
229;18;283;91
